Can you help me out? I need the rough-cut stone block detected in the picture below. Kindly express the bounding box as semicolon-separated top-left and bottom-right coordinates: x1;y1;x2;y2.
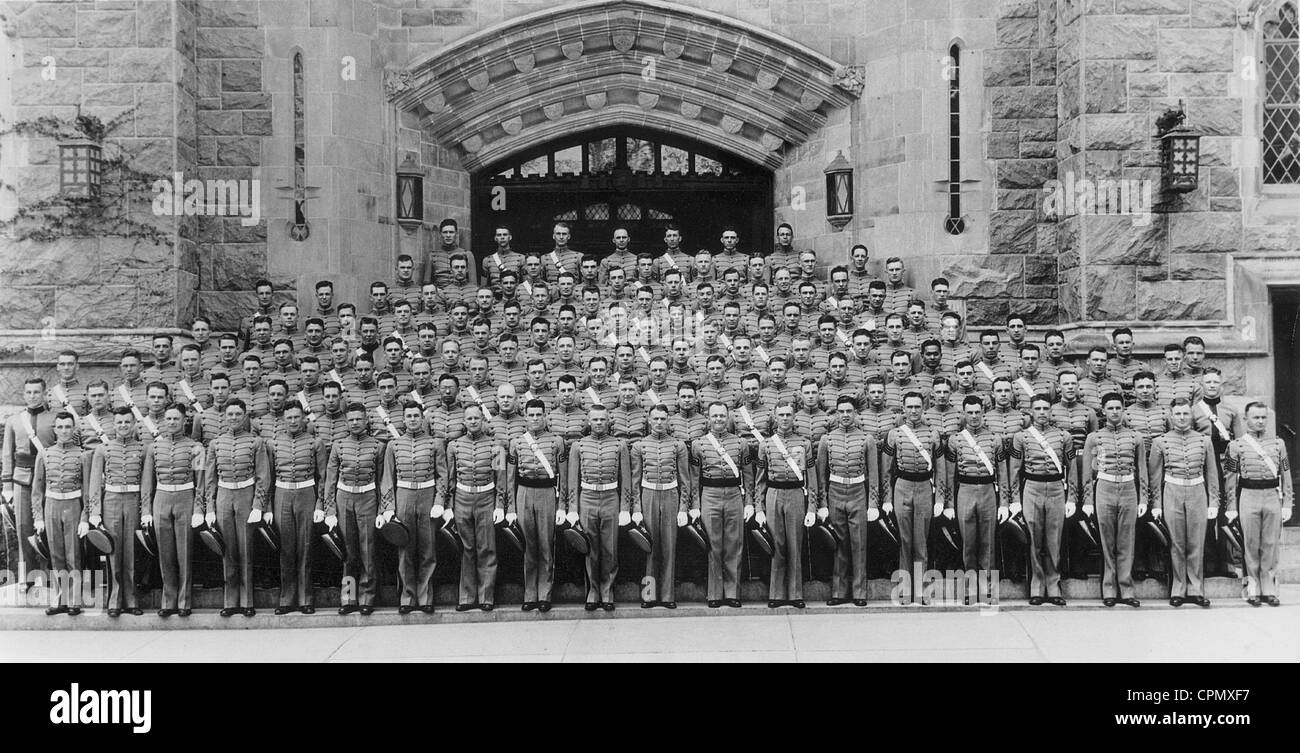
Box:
198;0;261;28
102;49;174;83
1169;253;1224;280
433;9;471;25
195;28;262;58
199;111;242;136
99;236;173;270
216;137;260;166
990;86;1056;119
1208;167;1238;197
996;16;1037;46
1083;113;1148;149
1087;17;1155;60
990;210;1038;254
55;284;141;328
1024;255;1057;285
19;3;76;37
222;218;267;244
989;132;1020;159
997;189;1040;210
965;299;1013;327
1167;212;1241;253
943;255;1025;298
1158;29;1232;72
1010;298;1059;324
221;59;261;91
1059;268;1082;320
0;239;100;286
999;0;1039;18
1189;1;1235;27
1084;61;1126;114
221;92;270;110
1169;73;1228;98
242;111;273;136
200;243;267;290
1083;214;1164;265
1116;0;1189;13
0;287;56;329
402;8;432;25
11;67;81;105
76;11;135;47
1188;98;1241;136
1020;119;1057;142
198;290;257;330
1031;49;1057;85
137;2;173;47
1244;224;1300;253
984;50;1031;87
1136;280;1225;320
1129;73;1167;98
997;159;1055;189
83;83;135;106
1085;266;1137;319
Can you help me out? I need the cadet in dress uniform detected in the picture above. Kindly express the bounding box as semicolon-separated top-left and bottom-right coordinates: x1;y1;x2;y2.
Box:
142;406;203;617
3;377;57;582
1148;399;1219;607
691;402;754;608
269;403;327;615
380;403;446;614
324;403;386;615
882;393;946;603
756;400;818;609
32;412;90;615
506;399;566;612
945;397;1010;581
568;405;631;611
203;399;271;617
1224;401;1294;606
87;408;146;616
1081;392;1148;607
631;404;690;608
817;396;880;606
1009;394;1077;605
446;405;506;611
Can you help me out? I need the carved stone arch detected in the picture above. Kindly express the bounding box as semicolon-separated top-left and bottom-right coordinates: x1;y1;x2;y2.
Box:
387;0;862;171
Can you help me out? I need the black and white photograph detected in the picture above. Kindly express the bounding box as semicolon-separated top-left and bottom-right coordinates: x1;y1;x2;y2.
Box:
0;0;1295;732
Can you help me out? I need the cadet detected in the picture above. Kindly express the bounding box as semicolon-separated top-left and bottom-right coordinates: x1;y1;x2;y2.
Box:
1224;401;1293;606
1009;395;1076;605
446;405;505;611
379;402;445;614
817;396;879;606
1148;398;1219;607
882;392;945;603
946;397;1010;581
204;399;271;617
3;377;57;583
32;412;90;615
1082;392;1148;607
324;402;385;615
631;404;689;609
506;399;566;612
568;405;631;611
269;403;328;615
756;400;818;609
691;403;753;608
142;405;204;617
87;408;146;617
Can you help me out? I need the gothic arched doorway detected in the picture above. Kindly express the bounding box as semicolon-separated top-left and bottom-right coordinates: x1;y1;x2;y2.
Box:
470;126;773;261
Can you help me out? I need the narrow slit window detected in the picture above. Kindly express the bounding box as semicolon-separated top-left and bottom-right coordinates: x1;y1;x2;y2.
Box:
1264;2;1300;184
944;44;965;235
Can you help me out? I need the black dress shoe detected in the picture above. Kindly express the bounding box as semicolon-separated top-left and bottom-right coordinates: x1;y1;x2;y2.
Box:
1103;598;1117;607
420;605;435;614
1048;597;1067;606
662;601;676;609
707;600;723;608
455;603;473;612
538;601;552;612
522;602;537;612
725;598;742;608
243;608;256;617
480;603;494;612
45;606;68;616
157;608;174;618
1263;595;1281;607
129;608;143;616
67;607;81;616
790;600;805;609
178;609;192;617
338;604;359;615
398;605;415;615
107;609;121;618
1028;596;1045;606
359;605;374;616
1247;597;1261;607
1190;596;1210;608
768;600;782;609
1121;598;1140;608
1169;597;1185;607
301;606;315;615
601;602;615;612
826;597;849;606
220;607;239;617
585;602;600;612
641;601;655;609
275;606;294;615
853;599;869;607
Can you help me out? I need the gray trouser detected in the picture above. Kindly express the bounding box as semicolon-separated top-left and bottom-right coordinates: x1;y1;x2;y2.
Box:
44;498;83;607
1240;488;1283;597
102;491;140;609
455;489;497;605
827;480;869;600
766;488;806;601
701;486;743;601
894;478;932;579
395;487;436;607
1096;478;1136;599
580;488;619;603
1162;482;1207;598
518;486;556;603
339;488;378;606
956;483;997;572
153;489;193;610
276;486;317;607
1022;480;1064;598
215;485;255;609
640;487;678;602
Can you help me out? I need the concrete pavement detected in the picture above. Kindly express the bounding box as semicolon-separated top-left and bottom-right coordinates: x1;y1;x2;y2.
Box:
2;586;1297;662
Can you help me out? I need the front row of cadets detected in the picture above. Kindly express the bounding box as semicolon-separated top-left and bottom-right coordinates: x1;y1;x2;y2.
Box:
11;376;1292;615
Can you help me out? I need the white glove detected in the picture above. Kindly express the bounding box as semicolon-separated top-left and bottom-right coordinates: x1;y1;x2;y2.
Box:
997;506;1009;523
565;511;579;525
374;515;385;529
263;511;274;525
383;510;395;524
34;519;45;532
89;514;102;527
1225;510;1238;522
743;504;754;522
77;521;89;538
1151;508;1162;520
932;502;944;517
618;511;631;527
431;504;445;520
817;506;828;522
677;511;688;527
247;509;261;525
556;510;568;526
442;508;454;524
205;511;216;527
492;508;505;525
325;514;337;530
942;507;955;520
689;509;700;521
1207;506;1218;520
191;513;203;529
313;509;325;524
802;511;814;527
1137;503;1148;517
632;512;643;525
506;512;517;524
1065;502;1076;517
1;484;12;503
1284;507;1293;523
867;508;880;522
140;514;153;527
1082;504;1094;516
882;502;893;514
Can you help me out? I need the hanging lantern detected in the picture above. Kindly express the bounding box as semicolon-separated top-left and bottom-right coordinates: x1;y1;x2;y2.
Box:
395;153;424;228
1156;106;1201;194
59;138;102;198
824;150;853;231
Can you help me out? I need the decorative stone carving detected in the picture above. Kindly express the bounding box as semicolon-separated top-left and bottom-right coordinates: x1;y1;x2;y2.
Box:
799;91;822;111
383;69;413;100
663;40;684;59
761;133;784;151
680;101;701;119
467;70;489;91
710;53;733;72
502;116;523;135
422;91;446;112
833;65;865;97
637;92;660;109
513;53;536;74
612;32;636;52
756;70;780;90
584;92;607;110
720;114;743;134
462;135;483;153
543;102;565;121
562;40;584;60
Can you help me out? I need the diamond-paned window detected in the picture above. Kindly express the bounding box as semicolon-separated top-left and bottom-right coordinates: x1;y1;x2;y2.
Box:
1264;2;1299;184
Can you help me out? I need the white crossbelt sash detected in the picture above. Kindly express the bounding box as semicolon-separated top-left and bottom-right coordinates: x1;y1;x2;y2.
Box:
116;385;157;436
643;389;662;406
1015;377;1035;399
898;424;933;471
522;432;555;479
20;412;45;454
490;252;504;270
83;412;106;441
754;346;771;364
1242;434;1280;479
705;433;739;478
1027;426;1063;475
464;386;494;419
767;433;805;482
661;252;678;270
548;250;567;273
961;429;996;477
178;380;206;413
977;361;997;383
1195;400;1231;439
374;405;401;439
585;387;605;406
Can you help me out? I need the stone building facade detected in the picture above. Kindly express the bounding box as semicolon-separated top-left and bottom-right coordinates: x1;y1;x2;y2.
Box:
0;0;1298;432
